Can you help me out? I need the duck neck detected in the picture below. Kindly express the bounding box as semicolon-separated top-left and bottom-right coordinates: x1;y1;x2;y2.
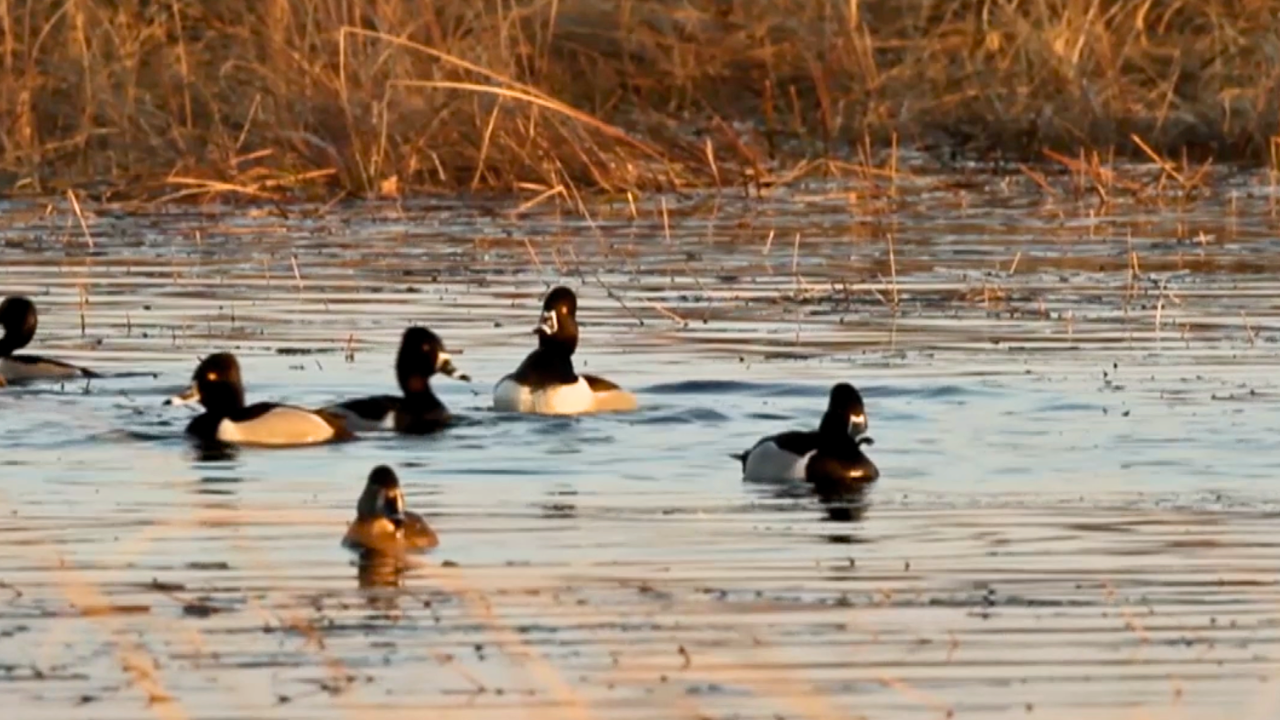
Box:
817;412;853;445
355;487;383;522
526;331;576;381
534;345;578;384
539;331;576;355
0;331;25;357
402;385;444;412
201;382;245;417
399;370;444;408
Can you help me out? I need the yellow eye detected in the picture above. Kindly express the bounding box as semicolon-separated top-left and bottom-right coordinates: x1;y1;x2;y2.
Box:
206;371;218;381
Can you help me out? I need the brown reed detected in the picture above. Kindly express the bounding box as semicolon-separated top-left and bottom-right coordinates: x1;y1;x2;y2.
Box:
0;0;1277;202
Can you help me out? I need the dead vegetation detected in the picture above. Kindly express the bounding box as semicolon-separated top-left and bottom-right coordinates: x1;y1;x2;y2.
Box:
1;0;1279;201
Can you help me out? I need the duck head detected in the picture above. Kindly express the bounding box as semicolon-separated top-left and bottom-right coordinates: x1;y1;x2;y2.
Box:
165;352;246;414
535;286;579;354
0;296;38;356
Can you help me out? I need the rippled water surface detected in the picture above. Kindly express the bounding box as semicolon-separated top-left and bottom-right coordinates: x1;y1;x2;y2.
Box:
4;169;1280;719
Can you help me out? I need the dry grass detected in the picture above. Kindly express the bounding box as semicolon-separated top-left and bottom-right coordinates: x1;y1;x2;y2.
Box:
1;0;1279;200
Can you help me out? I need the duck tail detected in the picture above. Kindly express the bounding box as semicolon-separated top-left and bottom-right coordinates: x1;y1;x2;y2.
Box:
728;451;748;470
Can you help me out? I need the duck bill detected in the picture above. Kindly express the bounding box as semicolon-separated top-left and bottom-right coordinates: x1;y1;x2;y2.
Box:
435;351;471;383
165;383;201;407
535;310;557;336
383;489;407;529
847;412;868;438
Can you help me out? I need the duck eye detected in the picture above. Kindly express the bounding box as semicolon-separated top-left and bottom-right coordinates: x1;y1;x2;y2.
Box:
206;371;218;381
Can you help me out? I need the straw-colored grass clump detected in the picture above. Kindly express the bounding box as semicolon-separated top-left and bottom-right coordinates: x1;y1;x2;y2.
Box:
2;0;1278;199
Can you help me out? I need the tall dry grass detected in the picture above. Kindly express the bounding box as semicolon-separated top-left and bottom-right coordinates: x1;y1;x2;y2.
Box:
1;0;1279;200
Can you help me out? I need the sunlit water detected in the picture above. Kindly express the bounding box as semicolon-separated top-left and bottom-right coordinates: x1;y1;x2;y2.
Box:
3;170;1280;719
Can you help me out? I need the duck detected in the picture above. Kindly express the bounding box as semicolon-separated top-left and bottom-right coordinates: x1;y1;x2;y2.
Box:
322;326;470;434
164;352;353;447
493;286;637;415
735;382;879;486
0;296;98;382
342;465;439;556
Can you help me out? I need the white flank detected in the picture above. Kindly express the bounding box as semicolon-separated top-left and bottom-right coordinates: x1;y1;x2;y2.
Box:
216;407;336;446
492;376;529;412
742;441;812;482
590;388;638;413
493;375;595;415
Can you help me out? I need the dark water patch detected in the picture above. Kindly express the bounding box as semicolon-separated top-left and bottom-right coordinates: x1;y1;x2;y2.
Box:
640;380;831;399
86;428;174;444
629;408;732;424
87;370;161;381
742;411;801;423
445;465;572;478
882;382;1007;401
640;379;764;395
1034;400;1107;413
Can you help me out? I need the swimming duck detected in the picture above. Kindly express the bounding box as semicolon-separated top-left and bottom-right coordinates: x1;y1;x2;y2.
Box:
165;352;353;447
0;296;98;382
493;286;637;415
736;383;879;486
342;465;439;555
322;326;469;434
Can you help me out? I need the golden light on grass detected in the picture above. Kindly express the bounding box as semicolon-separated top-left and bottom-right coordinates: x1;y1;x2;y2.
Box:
0;0;1277;201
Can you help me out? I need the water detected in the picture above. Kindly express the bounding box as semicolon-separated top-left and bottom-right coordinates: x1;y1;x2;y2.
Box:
3;170;1280;718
